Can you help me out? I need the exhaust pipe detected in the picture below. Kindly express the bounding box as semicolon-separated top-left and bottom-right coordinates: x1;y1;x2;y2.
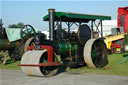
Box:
48;9;55;41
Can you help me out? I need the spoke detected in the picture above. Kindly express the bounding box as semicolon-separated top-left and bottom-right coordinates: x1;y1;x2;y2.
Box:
26;27;29;33
21;25;36;41
29;29;33;33
94;56;99;65
0;51;7;65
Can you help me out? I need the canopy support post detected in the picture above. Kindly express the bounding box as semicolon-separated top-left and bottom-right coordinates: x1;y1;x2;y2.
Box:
91;20;94;39
101;20;103;37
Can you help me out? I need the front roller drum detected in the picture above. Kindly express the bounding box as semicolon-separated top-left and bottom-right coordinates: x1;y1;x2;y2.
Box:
20;50;59;77
83;38;108;68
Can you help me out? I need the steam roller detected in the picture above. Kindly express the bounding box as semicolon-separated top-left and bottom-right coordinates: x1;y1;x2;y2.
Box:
0;19;37;64
20;38;108;77
18;8;110;77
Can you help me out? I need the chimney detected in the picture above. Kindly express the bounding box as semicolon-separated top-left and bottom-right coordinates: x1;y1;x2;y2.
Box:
48;9;55;41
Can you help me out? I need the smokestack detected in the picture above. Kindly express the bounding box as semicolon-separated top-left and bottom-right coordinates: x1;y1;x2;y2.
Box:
48;9;55;41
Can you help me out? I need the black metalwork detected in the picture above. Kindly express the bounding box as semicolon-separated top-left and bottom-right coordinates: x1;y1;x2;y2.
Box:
91;20;94;38
48;9;55;41
93;20;103;37
78;24;91;45
101;20;103;37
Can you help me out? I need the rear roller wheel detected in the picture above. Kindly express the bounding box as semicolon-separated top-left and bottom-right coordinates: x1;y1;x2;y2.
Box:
21;50;58;77
83;38;108;68
0;51;7;65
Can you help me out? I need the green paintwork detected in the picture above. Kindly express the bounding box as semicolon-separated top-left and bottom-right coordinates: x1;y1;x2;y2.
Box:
0;39;20;50
42;57;48;73
92;48;97;57
43;12;111;22
124;34;128;45
0;39;7;49
58;42;77;54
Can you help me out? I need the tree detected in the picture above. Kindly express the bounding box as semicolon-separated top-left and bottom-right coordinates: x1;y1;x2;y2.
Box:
8;22;24;28
17;22;24;28
8;24;19;28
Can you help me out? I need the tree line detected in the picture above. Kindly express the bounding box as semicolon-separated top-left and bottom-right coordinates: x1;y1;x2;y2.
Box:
8;22;24;28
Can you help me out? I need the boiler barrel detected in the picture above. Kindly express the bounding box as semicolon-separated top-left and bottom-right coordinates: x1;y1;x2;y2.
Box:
0;39;20;50
57;42;78;55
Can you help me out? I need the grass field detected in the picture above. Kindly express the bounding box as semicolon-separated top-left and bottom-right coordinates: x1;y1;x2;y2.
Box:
67;53;128;76
0;57;20;70
0;53;128;76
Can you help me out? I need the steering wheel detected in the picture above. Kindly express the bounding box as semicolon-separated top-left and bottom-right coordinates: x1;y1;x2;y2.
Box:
20;24;36;42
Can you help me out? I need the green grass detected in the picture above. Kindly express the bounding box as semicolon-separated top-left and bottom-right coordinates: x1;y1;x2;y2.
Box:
0;53;128;76
67;53;128;76
0;57;20;70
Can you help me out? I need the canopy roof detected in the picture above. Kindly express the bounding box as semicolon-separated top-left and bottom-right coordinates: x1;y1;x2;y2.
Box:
43;11;111;22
